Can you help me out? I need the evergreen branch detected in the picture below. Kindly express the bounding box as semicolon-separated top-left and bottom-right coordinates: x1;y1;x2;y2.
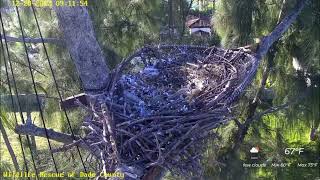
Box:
250;102;292;122
9;58;48;77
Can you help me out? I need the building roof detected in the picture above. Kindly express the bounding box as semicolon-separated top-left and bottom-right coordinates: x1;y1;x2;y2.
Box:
186;16;211;28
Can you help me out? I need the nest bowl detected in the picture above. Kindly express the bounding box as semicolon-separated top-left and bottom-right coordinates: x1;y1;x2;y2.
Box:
83;45;257;177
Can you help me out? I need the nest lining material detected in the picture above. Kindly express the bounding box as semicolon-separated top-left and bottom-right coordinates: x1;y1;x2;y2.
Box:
80;45;256;177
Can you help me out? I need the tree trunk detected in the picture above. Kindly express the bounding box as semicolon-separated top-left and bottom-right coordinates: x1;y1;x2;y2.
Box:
0;119;20;171
180;0;193;39
55;6;110;93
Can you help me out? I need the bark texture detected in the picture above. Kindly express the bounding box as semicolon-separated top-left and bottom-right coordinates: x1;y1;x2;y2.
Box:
55;6;110;92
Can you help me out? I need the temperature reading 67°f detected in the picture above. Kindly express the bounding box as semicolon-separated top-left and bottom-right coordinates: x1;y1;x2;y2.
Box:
284;148;304;155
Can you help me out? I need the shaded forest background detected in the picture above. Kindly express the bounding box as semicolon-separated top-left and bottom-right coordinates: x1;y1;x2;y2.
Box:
0;0;319;179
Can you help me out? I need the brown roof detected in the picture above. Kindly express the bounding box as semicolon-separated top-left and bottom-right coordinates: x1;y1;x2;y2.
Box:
186;18;200;27
186;17;211;28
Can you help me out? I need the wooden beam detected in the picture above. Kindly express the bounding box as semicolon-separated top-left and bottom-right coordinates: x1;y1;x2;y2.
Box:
59;93;89;110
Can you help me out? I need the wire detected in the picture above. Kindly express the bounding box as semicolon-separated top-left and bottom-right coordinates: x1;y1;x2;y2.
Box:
0;12;38;179
14;7;59;174
30;5;88;173
0;21;30;174
0;25;29;176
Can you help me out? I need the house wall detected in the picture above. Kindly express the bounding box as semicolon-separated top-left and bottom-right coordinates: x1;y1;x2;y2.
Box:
190;27;211;35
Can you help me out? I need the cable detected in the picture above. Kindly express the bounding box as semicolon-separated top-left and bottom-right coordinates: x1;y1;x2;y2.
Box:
14;7;59;174
0;27;29;175
0;12;38;179
30;5;88;173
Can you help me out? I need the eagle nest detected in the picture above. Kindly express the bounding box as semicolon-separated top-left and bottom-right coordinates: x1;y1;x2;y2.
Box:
80;45;257;178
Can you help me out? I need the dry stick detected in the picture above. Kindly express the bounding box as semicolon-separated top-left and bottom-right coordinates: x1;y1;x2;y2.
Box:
162;123;200;160
116;115;184;127
118;128;154;145
145;133;163;167
101;103;119;170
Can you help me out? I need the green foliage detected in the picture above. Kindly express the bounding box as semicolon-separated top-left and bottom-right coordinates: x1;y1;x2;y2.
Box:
204;0;320;179
214;0;256;47
88;0;163;60
0;107;14;131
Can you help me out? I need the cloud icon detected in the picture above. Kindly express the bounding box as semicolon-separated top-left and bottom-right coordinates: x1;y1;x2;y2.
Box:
250;147;259;153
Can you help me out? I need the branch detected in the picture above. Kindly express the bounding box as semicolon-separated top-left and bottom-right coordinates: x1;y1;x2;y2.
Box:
1;35;63;45
245;93;306;128
51;139;82;153
15;123;78;144
225;0;308;105
233;88;308;150
10;58;47;77
254;0;310;59
249;102;292;123
14;123;101;158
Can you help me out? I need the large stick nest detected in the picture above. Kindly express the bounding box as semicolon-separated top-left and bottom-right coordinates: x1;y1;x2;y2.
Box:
80;45;257;178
